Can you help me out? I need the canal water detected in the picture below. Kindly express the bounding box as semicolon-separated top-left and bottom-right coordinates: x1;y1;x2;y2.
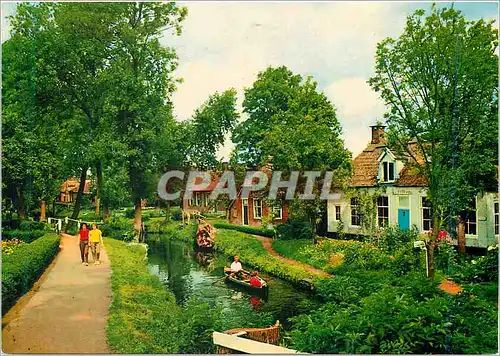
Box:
146;237;318;331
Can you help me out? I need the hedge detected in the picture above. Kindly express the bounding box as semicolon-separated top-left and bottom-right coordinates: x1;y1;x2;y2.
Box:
2;233;60;314
212;222;275;238
2;229;45;243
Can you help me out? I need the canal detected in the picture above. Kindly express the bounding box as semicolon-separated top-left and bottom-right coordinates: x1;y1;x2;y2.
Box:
146;236;319;332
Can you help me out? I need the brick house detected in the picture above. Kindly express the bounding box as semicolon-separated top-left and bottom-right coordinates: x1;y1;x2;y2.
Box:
182;175;226;214
228;190;289;227
227;165;290;227
327;125;498;248
59;178;92;204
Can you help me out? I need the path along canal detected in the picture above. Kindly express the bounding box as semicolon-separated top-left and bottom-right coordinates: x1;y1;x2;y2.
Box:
146;236;319;332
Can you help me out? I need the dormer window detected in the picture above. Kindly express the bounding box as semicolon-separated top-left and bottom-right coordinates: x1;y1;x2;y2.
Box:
382;162;395;182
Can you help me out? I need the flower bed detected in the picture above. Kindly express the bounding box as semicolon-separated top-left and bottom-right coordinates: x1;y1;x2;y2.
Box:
2;229;46;243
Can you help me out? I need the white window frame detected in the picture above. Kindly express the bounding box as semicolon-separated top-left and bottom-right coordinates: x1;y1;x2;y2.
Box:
463;197;477;236
273;205;283;220
350;197;361;227
333;205;341;221
193;192;201;207
421;196;432;232
253;199;262;220
382;161;395;182
377;195;389;227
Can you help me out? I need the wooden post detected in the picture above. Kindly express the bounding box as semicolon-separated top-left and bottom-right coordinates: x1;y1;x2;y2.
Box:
40;200;46;222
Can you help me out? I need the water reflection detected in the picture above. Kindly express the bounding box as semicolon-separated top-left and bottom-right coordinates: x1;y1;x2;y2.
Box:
146;238;319;329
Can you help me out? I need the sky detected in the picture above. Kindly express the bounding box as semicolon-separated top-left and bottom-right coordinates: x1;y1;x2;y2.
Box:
1;1;498;159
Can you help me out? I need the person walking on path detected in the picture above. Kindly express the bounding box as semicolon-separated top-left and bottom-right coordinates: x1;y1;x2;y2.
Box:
78;223;90;266
89;223;104;265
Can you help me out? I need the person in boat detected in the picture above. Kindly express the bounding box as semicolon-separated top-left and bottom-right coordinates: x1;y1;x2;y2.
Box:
225;255;243;278
248;271;263;288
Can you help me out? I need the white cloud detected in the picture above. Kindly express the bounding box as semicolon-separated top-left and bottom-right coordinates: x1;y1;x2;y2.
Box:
324;77;387;156
165;2;410;160
2;2;497;161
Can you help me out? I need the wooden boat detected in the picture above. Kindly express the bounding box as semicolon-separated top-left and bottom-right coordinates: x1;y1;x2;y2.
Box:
223;268;269;296
216;320;280;354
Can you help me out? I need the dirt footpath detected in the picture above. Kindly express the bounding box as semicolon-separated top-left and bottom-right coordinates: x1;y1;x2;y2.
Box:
2;233;112;354
253;235;330;278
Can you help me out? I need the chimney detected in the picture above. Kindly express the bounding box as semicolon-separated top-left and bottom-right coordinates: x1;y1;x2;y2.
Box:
370;125;385;144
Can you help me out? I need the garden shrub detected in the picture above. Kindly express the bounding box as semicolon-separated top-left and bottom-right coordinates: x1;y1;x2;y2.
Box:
279;239;390;273
101;217;134;240
2;229;45;243
390;241;426;277
171;207;183;221
212;222;275;237
19;220;45;231
289;282;498;354
124;208;135;219
316;276;361;304
275;219;312;240
2;233;60;314
376;225;419;253
452;245;498;283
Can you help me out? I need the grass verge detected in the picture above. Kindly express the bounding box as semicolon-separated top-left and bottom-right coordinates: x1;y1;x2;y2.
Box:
214;228;325;285
105;236;222;353
105;237;182;353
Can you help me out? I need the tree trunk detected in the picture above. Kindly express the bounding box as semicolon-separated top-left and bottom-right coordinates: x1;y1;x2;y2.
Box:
457;217;466;254
427;214;440;279
165;201;170;222
68;165;88;230
40;200;46;221
15;187;26;220
95;161;103;217
427;241;435;279
103;205;110;222
310;215;318;244
134;196;142;242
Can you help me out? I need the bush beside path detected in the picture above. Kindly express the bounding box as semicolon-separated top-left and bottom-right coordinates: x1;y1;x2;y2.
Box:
2;233;111;353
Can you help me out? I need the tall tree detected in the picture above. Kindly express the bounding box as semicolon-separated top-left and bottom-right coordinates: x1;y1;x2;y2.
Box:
232;66;302;166
2;19;65;219
105;2;187;240
368;5;498;277
232;66;351;239
8;2;121;223
185;88;239;170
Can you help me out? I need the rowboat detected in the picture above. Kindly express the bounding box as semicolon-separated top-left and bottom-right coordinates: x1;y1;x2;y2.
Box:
224;268;269;297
